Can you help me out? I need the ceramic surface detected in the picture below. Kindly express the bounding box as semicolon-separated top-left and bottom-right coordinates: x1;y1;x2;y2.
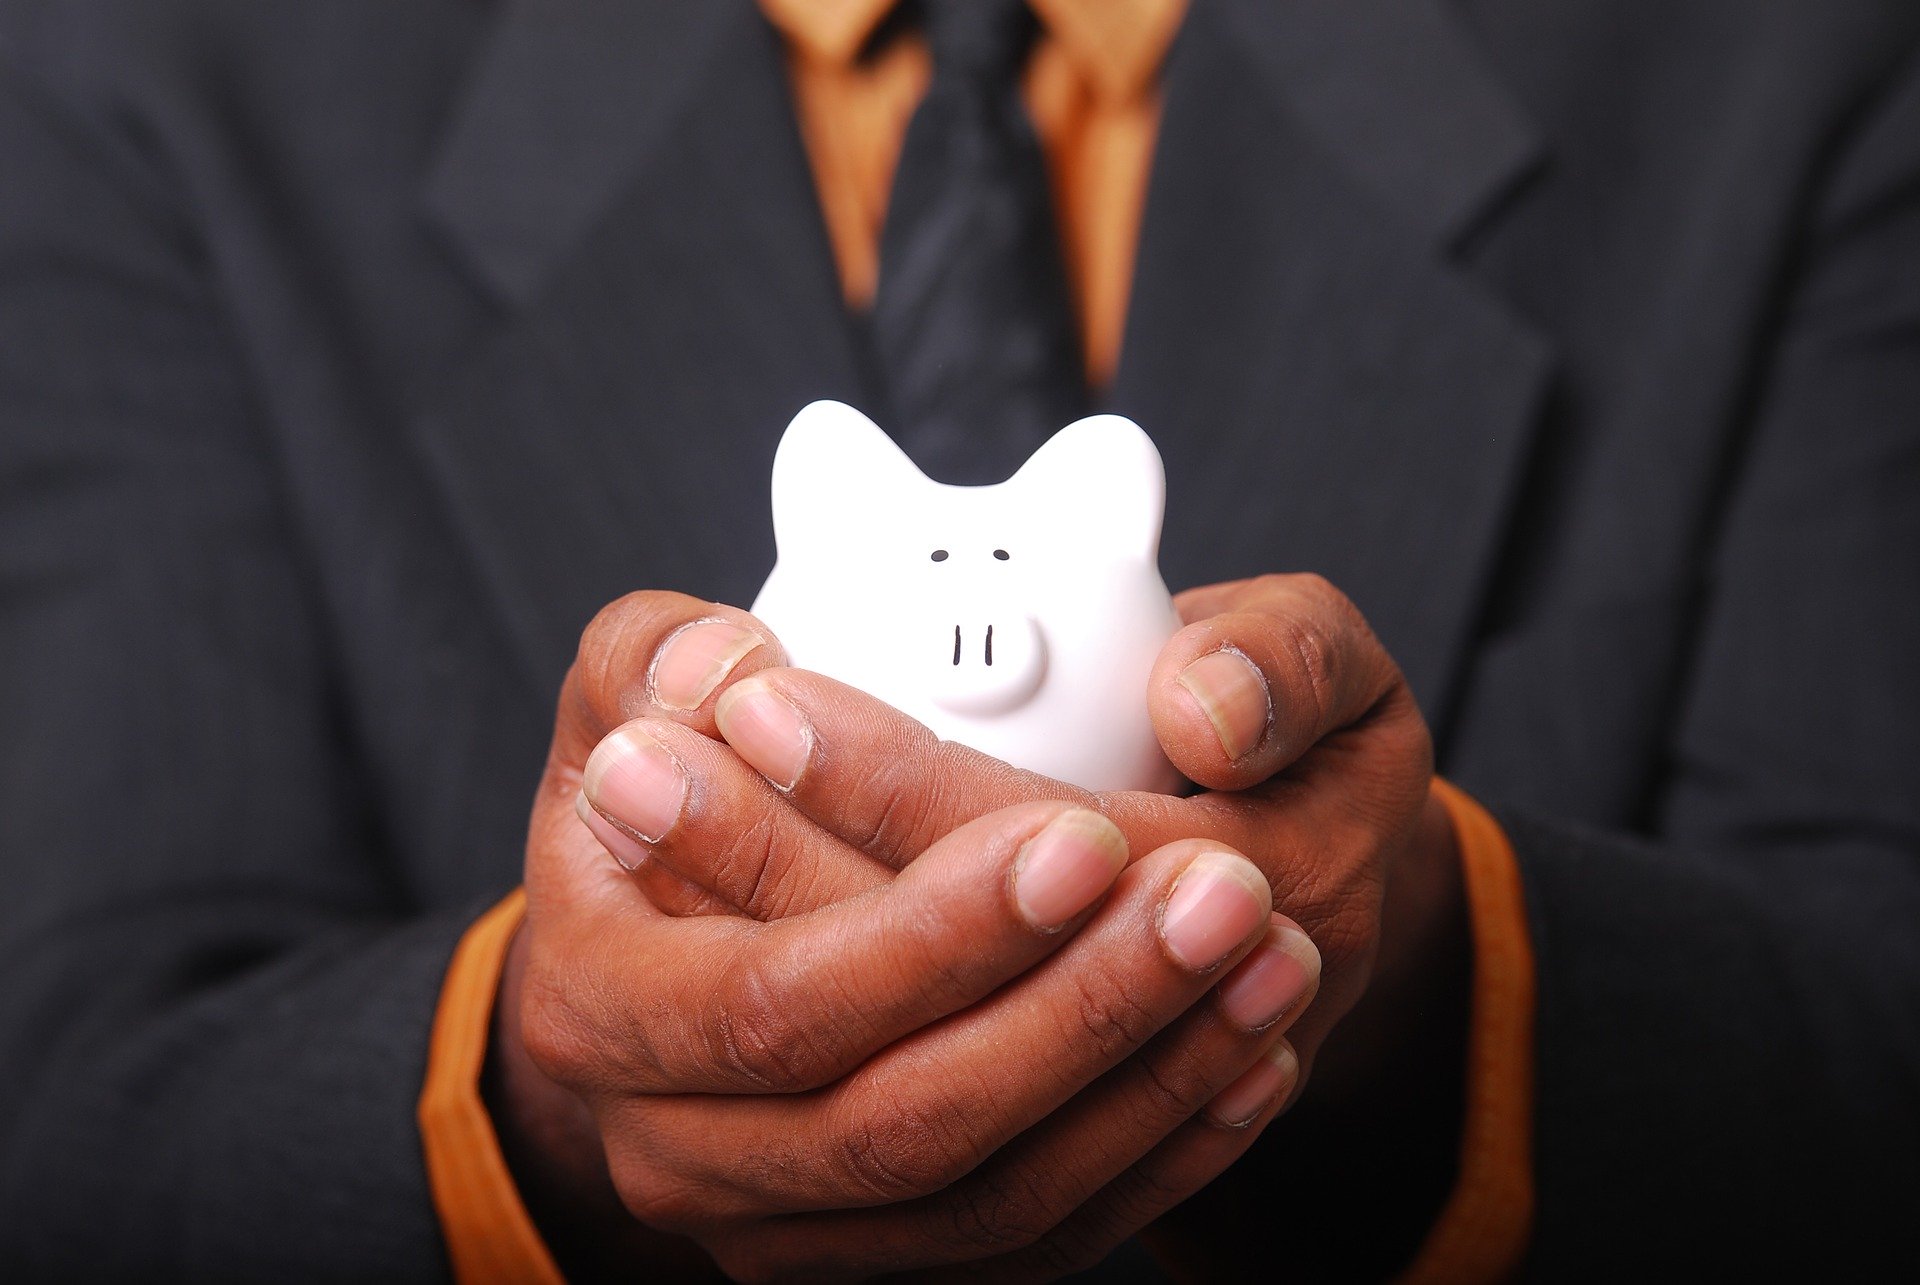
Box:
752;401;1184;792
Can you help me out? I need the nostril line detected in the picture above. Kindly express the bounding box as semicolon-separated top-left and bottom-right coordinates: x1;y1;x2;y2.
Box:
985;625;994;667
953;625;962;666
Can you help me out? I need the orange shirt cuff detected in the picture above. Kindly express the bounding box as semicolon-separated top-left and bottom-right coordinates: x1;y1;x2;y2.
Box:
417;889;564;1285
1396;779;1538;1284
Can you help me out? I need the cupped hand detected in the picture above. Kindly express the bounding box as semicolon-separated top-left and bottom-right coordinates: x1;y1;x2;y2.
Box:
603;573;1455;1111
498;592;1322;1282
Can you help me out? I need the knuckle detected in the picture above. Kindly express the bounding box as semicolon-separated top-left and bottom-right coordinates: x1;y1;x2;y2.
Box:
1278;614;1341;729
1294;570;1339;605
710;957;847;1092
1119;1155;1203;1213
1248;575;1401;737
845;749;942;858
939;1170;1058;1256
1069;1165;1203;1251
1068;966;1168;1063
1132;1040;1223;1122
709;806;785;914
1286;571;1354;624
836;1122;946;1204
833;1084;981;1200
768;857;833;923
879;900;979;1010
1247;571;1299;600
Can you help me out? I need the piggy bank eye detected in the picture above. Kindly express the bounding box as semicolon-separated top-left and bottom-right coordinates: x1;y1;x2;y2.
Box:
993;549;1010;561
930;549;949;562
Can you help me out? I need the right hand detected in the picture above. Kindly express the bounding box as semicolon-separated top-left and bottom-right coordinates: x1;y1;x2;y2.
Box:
494;592;1321;1282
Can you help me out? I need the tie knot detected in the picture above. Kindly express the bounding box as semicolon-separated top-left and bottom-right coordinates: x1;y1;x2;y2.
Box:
920;0;1037;85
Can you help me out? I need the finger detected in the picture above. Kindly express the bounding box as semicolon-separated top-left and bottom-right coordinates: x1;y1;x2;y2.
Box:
1101;700;1424;1068
1114;674;1428;881
705;649;1415;1059
523;802;1132;1098
946;1041;1303;1285
714;667;1085;870
708;654;1413;884
571;786;746;918
705;647;1414;1070
1148;573;1405;791
759;917;1319;1276
581;717;892;918
630;841;1276;1220
554;591;788;767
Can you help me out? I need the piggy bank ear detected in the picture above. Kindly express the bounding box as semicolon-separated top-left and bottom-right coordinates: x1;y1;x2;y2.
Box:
770;400;928;552
1006;414;1167;561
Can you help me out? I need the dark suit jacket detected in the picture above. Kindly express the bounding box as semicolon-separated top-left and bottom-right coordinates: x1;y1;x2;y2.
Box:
2;0;1917;1279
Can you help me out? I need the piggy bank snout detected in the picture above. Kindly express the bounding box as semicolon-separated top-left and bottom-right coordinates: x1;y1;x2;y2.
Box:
926;611;1046;716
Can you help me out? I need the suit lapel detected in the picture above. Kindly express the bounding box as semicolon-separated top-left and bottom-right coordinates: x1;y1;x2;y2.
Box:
1115;0;1554;726
1219;0;1544;249
410;0;869;691
423;0;739;306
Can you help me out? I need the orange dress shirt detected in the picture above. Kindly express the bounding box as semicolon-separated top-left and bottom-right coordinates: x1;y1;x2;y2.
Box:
418;3;1538;1281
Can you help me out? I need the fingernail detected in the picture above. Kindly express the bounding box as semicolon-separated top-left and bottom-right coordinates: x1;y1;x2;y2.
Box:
1216;922;1320;1030
581;725;686;843
1206;1040;1299;1128
651;619;765;711
1160;851;1272;971
714;679;811;790
576;790;646;872
1012;809;1129;930
1176;648;1271;760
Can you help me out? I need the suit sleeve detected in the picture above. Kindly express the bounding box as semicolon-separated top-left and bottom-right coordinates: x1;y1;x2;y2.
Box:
1501;51;1920;1277
0;54;472;1279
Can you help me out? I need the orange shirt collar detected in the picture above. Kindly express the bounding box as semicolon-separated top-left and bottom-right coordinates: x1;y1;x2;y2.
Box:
758;0;1187;102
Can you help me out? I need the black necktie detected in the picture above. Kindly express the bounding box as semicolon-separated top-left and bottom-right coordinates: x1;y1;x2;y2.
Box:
871;0;1090;484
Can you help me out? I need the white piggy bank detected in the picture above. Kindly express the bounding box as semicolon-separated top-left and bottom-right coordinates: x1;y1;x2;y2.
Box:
750;400;1184;793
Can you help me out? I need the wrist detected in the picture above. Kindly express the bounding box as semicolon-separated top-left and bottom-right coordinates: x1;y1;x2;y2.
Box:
1380;786;1470;1024
484;924;721;1281
1310;784;1470;1104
